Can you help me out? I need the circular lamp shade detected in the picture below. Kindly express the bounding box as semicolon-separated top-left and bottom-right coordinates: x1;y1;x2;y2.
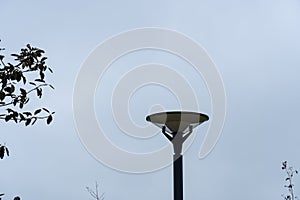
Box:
146;111;209;133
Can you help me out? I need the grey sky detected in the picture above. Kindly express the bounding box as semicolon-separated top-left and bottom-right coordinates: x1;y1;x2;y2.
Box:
1;0;300;199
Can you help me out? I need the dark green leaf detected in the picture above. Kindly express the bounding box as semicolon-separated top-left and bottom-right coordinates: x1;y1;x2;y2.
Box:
0;91;5;101
42;108;50;113
6;108;13;113
4;85;15;93
40;71;45;80
34;79;45;83
20;88;27;96
46;115;53;124
26;44;31;50
15;72;21;81
37;88;42;98
34;109;41;115
13;116;17;123
2;78;7;87
24;97;29;104
22;75;26;84
31;117;37;125
41;57;47;62
0;146;5;159
11;53;19;57
13;98;17;106
36;49;45;54
25;119;31;126
5;115;11;122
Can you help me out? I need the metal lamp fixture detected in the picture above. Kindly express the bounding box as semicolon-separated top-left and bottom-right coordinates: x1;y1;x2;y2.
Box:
146;111;209;200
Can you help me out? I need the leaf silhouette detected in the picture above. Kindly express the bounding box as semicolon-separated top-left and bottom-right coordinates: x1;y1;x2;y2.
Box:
46;115;53;124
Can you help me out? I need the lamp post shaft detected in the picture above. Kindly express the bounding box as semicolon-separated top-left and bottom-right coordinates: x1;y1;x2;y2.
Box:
173;154;183;200
146;111;209;200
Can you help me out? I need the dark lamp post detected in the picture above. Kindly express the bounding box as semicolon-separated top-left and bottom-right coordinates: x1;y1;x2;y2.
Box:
146;111;209;200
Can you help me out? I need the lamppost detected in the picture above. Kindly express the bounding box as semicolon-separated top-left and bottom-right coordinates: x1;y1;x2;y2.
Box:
146;111;209;200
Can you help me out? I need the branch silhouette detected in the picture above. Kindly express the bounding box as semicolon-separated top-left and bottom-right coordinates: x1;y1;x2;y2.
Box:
282;161;298;200
86;181;105;200
0;41;55;200
0;41;55;160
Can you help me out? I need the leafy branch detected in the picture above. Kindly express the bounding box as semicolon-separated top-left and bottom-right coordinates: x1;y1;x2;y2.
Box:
282;161;298;200
0;41;54;159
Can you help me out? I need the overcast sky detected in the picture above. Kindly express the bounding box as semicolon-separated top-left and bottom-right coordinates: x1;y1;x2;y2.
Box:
1;0;300;200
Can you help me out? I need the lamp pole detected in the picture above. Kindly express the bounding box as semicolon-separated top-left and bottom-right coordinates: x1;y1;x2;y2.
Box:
146;111;209;200
162;126;193;200
173;150;183;200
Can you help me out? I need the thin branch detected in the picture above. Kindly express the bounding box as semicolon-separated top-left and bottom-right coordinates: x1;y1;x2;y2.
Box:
0;83;50;108
26;83;48;94
86;181;104;200
0;115;49;120
0;59;6;67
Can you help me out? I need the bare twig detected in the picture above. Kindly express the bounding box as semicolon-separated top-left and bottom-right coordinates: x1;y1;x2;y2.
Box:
86;181;104;200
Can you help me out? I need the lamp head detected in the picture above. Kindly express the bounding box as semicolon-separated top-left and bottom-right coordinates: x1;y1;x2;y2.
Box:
146;111;209;133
